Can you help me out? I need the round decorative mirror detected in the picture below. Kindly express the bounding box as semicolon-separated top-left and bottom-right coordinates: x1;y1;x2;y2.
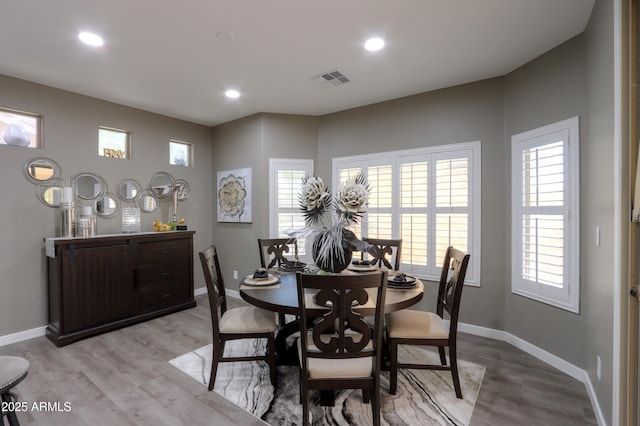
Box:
24;157;61;185
36;178;65;208
96;193;121;218
116;179;142;202
72;173;106;200
148;171;176;199
137;190;159;212
175;179;191;201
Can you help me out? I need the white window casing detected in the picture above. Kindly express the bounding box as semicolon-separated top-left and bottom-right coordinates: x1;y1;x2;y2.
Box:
511;116;580;313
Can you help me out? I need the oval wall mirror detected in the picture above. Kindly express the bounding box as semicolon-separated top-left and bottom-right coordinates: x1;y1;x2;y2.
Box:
175;179;191;201
24;157;61;185
148;171;176;198
137;190;159;212
73;173;106;200
116;179;142;202
96;193;121;218
36;178;65;208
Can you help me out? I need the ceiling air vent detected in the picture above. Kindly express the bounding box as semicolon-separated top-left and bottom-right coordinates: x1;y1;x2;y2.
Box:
311;70;351;87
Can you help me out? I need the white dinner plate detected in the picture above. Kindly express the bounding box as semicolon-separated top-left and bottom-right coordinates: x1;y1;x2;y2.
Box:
241;274;280;286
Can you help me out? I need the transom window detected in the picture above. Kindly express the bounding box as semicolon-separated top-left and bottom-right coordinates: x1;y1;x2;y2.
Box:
170;140;191;167
98;127;130;159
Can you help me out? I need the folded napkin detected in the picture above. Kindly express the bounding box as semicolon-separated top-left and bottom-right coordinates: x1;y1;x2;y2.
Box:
392;273;407;282
253;268;269;279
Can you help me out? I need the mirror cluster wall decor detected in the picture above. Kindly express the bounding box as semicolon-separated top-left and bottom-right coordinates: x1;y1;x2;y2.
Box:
72;172;107;200
24;158;191;236
24;157;61;185
36;178;65;208
149;171;176;198
137;189;159;213
96;193;120;218
116;179;141;202
175;179;191;201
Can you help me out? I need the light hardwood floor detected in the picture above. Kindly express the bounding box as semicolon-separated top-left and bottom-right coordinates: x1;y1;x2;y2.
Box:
0;294;597;425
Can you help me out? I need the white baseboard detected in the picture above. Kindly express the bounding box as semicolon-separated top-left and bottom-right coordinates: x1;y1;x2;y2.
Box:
0;290;606;425
0;326;47;347
458;322;606;426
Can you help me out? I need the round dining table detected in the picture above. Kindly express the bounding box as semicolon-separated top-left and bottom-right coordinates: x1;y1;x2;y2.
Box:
239;268;424;365
240;269;424;315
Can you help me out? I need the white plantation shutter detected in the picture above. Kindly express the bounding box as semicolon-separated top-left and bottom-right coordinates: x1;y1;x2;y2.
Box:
367;164;393;239
334;142;480;285
276;169;307;237
434;154;470;265
269;159;314;260
511;117;579;313
400;160;428;268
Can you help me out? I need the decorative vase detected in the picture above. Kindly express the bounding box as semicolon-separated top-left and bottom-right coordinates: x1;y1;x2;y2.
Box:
312;232;353;273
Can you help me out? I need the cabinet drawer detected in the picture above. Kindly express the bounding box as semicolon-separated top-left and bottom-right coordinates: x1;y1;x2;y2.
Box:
138;238;190;264
136;262;189;289
139;281;190;312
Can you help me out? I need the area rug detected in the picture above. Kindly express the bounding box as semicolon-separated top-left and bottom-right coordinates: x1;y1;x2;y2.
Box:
169;340;484;425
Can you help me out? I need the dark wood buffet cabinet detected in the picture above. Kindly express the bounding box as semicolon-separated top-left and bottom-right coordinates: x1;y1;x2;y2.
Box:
45;231;196;347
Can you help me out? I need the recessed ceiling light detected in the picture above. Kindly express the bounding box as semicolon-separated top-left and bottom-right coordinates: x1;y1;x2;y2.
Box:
225;89;240;99
364;37;385;52
78;32;104;47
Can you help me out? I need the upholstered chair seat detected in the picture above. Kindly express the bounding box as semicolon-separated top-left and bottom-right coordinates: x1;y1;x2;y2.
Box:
386;310;449;340
298;333;374;379
219;306;277;334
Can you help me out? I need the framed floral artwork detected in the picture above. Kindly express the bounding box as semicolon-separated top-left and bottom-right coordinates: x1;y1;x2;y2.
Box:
217;167;252;223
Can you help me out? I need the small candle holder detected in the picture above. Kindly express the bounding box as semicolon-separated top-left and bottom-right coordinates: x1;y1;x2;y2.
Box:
122;207;141;233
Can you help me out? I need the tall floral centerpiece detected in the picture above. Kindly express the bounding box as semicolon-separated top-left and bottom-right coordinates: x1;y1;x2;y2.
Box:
291;173;371;273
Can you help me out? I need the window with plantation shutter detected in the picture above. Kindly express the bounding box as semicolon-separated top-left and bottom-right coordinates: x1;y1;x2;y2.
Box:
511;117;579;313
333;141;480;285
269;158;314;261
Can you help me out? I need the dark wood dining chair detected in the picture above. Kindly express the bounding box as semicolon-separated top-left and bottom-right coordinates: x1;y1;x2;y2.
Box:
258;238;298;269
363;237;402;270
0;356;29;426
295;270;388;426
198;245;278;390
385;246;470;398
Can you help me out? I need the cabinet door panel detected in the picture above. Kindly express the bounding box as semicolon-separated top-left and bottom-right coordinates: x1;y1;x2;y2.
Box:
61;244;135;333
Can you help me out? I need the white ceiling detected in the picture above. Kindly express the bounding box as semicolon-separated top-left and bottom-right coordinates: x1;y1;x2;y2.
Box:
0;0;595;127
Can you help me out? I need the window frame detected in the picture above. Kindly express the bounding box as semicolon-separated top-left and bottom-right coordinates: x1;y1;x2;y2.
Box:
510;116;580;313
332;141;481;286
98;126;130;159
269;158;315;261
169;139;191;167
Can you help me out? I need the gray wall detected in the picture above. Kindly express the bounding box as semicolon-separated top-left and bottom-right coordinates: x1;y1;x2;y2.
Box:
503;35;588;365
0;74;214;337
583;0;615;419
210;113;318;289
316;79;507;327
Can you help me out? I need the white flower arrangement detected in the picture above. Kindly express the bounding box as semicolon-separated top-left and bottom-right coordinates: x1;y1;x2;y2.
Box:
289;172;371;272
